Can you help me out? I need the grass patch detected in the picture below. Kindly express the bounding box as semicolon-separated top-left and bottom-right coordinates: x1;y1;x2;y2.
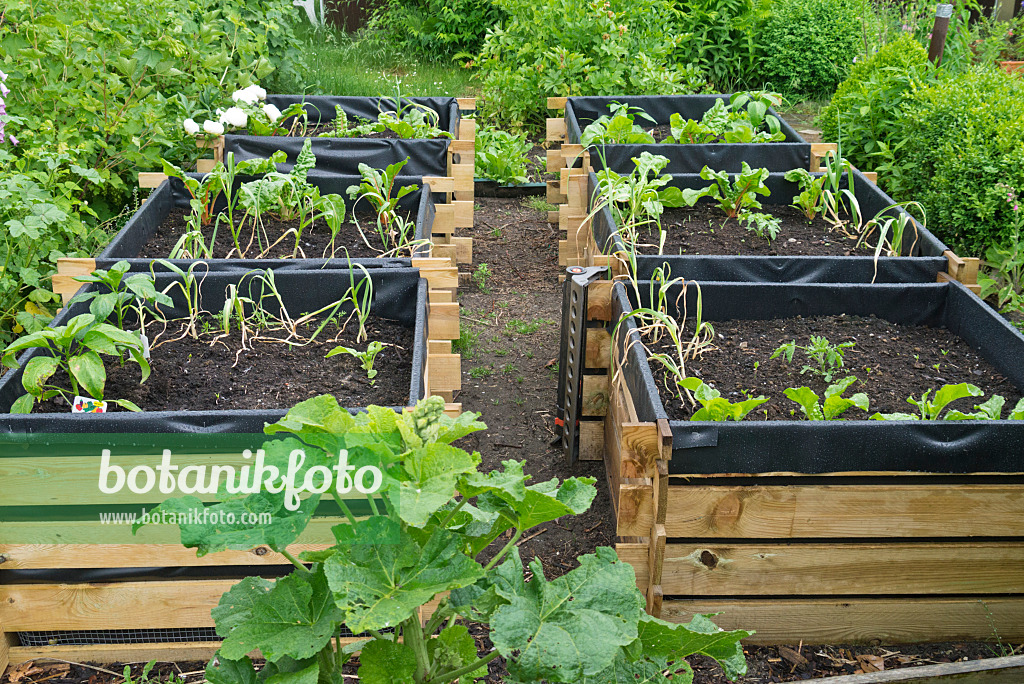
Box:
469;365;494;379
524;197;557;213
453;328;480;359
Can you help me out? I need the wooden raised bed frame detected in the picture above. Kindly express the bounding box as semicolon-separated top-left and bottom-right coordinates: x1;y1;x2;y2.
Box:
572;279;1024;645
0;262;460;672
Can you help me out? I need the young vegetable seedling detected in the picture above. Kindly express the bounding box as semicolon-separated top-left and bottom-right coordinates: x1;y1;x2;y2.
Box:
772;335;855;383
785;376;869;420
682;163;771;223
679;377;768;421
327;340;385;383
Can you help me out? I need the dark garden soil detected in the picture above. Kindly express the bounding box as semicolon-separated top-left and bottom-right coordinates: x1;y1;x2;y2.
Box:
645;314;1021;421
141;209;417;260
632;205;868;257
292;123;402;139
31;316;413;413
525;141;556;183
454;196;616;577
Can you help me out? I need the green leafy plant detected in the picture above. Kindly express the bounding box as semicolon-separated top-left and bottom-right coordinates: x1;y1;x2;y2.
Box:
367;0;506;58
680;377;768;420
739;211;781;242
785;168;827;221
772;335;855;383
474;125;532;185
580;102;657;146
979;185;1024;320
323;94;452;141
665;93;786;144
472;263;492;293
70;261;173;331
326;340;385;381
2;313;150;413
347;158;424;257
596;152;686;254
682;163;771;221
871;383;987;421
138;396;751;684
672;0;762;89
122;660;183;684
785;375;869;420
341;261;374;344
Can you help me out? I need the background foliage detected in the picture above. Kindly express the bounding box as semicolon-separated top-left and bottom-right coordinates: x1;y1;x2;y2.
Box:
366;0;505;59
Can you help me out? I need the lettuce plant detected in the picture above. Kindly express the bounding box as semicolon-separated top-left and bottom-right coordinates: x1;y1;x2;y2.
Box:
682;163;771;221
580;102;657;147
785;376;868;420
138;396;751;684
871;383;986;421
680;377;768;421
474;125;532;185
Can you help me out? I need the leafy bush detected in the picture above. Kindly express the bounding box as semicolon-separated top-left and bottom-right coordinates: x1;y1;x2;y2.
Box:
0;0;299;343
474;125;532;184
820;34;932;170
754;0;863;95
368;0;506;59
143;396;752;683
672;0;766;89
476;0;707;130
878;67;1024;253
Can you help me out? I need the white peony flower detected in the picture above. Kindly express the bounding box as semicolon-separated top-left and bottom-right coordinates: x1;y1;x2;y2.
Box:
220;106;248;129
203;120;225;136
250;85;267;100
183;118;200;135
231;84;267;105
262;103;282;123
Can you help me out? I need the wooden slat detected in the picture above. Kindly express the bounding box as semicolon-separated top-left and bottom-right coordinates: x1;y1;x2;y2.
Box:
432;203;455;235
810;143;838;171
617;480;655;537
428;302;460;340
547;97;567;110
429;289;455;303
546;118;567;142
456;97;476;110
587;281;612;321
546;148;565;173
660;597;1024;645
452;162;474;193
1;580;233;630
547;180;566;204
444;403;462;419
0;624;12;681
427;353;461;393
579;420;604;461
423;176;455;193
196;158;217;173
585;328;610;369
457;119;476;142
581;374;609;417
453;236;473;264
621;542;1024;595
7;642;223;668
0;543;332;569
803;655;1024;683
664;484;1024;538
428;340;451;354
453;200;474;228
138;172;167;189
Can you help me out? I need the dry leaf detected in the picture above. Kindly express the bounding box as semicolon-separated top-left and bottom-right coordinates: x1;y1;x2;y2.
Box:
857;654;885;672
7;663;44;684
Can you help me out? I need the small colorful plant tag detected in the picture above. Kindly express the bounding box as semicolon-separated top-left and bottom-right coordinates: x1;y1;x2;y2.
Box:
72;396;108;413
140;333;151;359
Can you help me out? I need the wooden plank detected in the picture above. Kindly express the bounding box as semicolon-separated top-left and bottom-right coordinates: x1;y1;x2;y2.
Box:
546;148;565;173
803;655;1024;683
428;302;460;340
428;340;451;355
452;162;474;194
427;353;461;393
1;580;233;630
8;642;223;668
587;281;612;322
646;523;666;615
138;172;167;189
546;118;567;142
547;97;567;111
617;480;655;537
660;597;1024;645
547;180;566;204
423;176;455;193
0;623;12;681
196;158;217;173
581;374;610;417
449;139;475;155
432;204;456;235
457;119;476;142
579;420;604;461
428;289;455;303
861;171;878;184
457;97;476;110
444;403;462;419
431;243;457;266
453;200;473;228
547;210;559;224
453;236;473;264
664;484;1024;538
585;328;610;370
0;543;332;570
624;542;1024;595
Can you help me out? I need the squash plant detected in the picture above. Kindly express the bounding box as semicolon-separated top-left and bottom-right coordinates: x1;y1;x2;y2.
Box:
139;396;750;684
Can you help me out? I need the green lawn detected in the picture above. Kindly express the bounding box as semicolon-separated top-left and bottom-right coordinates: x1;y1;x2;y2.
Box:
280;28;479;98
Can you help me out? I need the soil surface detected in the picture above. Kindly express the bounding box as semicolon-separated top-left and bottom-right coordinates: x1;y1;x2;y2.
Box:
645;314;1021;421
141;209;418;260
294;122;401;139
31;315;413;413
630;205;868;257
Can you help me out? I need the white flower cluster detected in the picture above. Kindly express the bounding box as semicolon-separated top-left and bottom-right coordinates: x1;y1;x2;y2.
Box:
183;84;279;137
232;84;267;105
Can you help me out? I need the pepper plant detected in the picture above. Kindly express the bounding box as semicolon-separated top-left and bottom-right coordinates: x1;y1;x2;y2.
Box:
682;163;771;221
139;396;751;684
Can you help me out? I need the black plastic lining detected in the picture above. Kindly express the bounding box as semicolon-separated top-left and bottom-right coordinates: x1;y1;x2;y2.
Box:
224;96;460;176
610;280;1024;474
0;268;428;432
99;172;436;273
1;564;295;584
565;95;809;173
590;169;949;283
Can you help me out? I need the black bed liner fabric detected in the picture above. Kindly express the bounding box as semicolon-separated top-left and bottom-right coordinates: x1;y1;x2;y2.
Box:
223;96;460;176
100;172;435;272
0;268;428;432
565;95;810;173
590;169;950;283
610;280;1024;474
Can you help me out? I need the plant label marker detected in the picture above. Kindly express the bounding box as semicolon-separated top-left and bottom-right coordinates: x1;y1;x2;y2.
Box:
71;396;107;413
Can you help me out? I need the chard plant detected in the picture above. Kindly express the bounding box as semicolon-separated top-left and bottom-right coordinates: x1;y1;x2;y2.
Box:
682;163;771;222
346;158;424;257
679;377;768;421
595;152;686;255
322;90;451;140
868;383;1014;421
785;376;869;420
580;102;657;146
326;340;385;382
138;396;750;684
2;313;149;413
771;335;855;383
664;93;786;144
785;168;827;221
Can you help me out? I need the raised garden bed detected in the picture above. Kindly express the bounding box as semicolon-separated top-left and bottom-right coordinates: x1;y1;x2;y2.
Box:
567;276;1024;643
584;169;955;284
0;266;458;667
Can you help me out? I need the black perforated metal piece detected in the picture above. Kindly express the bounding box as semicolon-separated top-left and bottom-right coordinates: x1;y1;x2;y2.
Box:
557;266;605;464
